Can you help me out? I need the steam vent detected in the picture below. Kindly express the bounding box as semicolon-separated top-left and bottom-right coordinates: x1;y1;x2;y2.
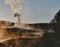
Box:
14;13;20;27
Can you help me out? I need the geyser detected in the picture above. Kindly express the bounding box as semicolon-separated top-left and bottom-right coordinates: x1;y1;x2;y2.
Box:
5;0;23;27
14;13;20;27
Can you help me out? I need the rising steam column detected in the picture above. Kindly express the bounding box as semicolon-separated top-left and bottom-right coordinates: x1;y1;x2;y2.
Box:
14;13;20;27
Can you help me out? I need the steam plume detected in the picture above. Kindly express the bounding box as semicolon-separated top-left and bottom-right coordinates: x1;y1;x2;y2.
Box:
5;0;23;14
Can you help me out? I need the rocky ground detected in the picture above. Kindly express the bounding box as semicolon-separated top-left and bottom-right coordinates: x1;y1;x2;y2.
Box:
0;27;44;47
0;21;60;47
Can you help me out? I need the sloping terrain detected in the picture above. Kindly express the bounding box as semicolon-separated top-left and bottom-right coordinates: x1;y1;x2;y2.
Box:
0;21;56;47
0;20;50;47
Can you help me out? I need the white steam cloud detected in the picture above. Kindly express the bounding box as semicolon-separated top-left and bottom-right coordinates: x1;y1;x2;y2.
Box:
5;0;23;14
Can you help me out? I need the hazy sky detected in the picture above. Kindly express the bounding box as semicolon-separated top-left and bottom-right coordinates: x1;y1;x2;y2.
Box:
0;0;60;23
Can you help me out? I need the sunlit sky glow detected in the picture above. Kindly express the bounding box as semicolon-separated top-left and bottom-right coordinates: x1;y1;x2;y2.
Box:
0;0;60;23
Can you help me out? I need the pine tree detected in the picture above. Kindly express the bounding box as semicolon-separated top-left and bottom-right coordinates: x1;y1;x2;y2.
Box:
51;9;60;23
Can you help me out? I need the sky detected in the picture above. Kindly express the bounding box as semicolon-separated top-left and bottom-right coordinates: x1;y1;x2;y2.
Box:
0;0;60;23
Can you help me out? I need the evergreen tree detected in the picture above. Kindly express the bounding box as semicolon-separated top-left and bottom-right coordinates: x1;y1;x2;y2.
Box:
51;9;60;23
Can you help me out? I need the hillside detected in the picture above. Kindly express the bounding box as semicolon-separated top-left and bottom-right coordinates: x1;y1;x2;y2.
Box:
0;16;60;47
0;21;45;47
0;20;56;47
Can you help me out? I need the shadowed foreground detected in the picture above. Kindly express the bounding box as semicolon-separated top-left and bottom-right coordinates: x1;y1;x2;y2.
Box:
0;27;44;47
